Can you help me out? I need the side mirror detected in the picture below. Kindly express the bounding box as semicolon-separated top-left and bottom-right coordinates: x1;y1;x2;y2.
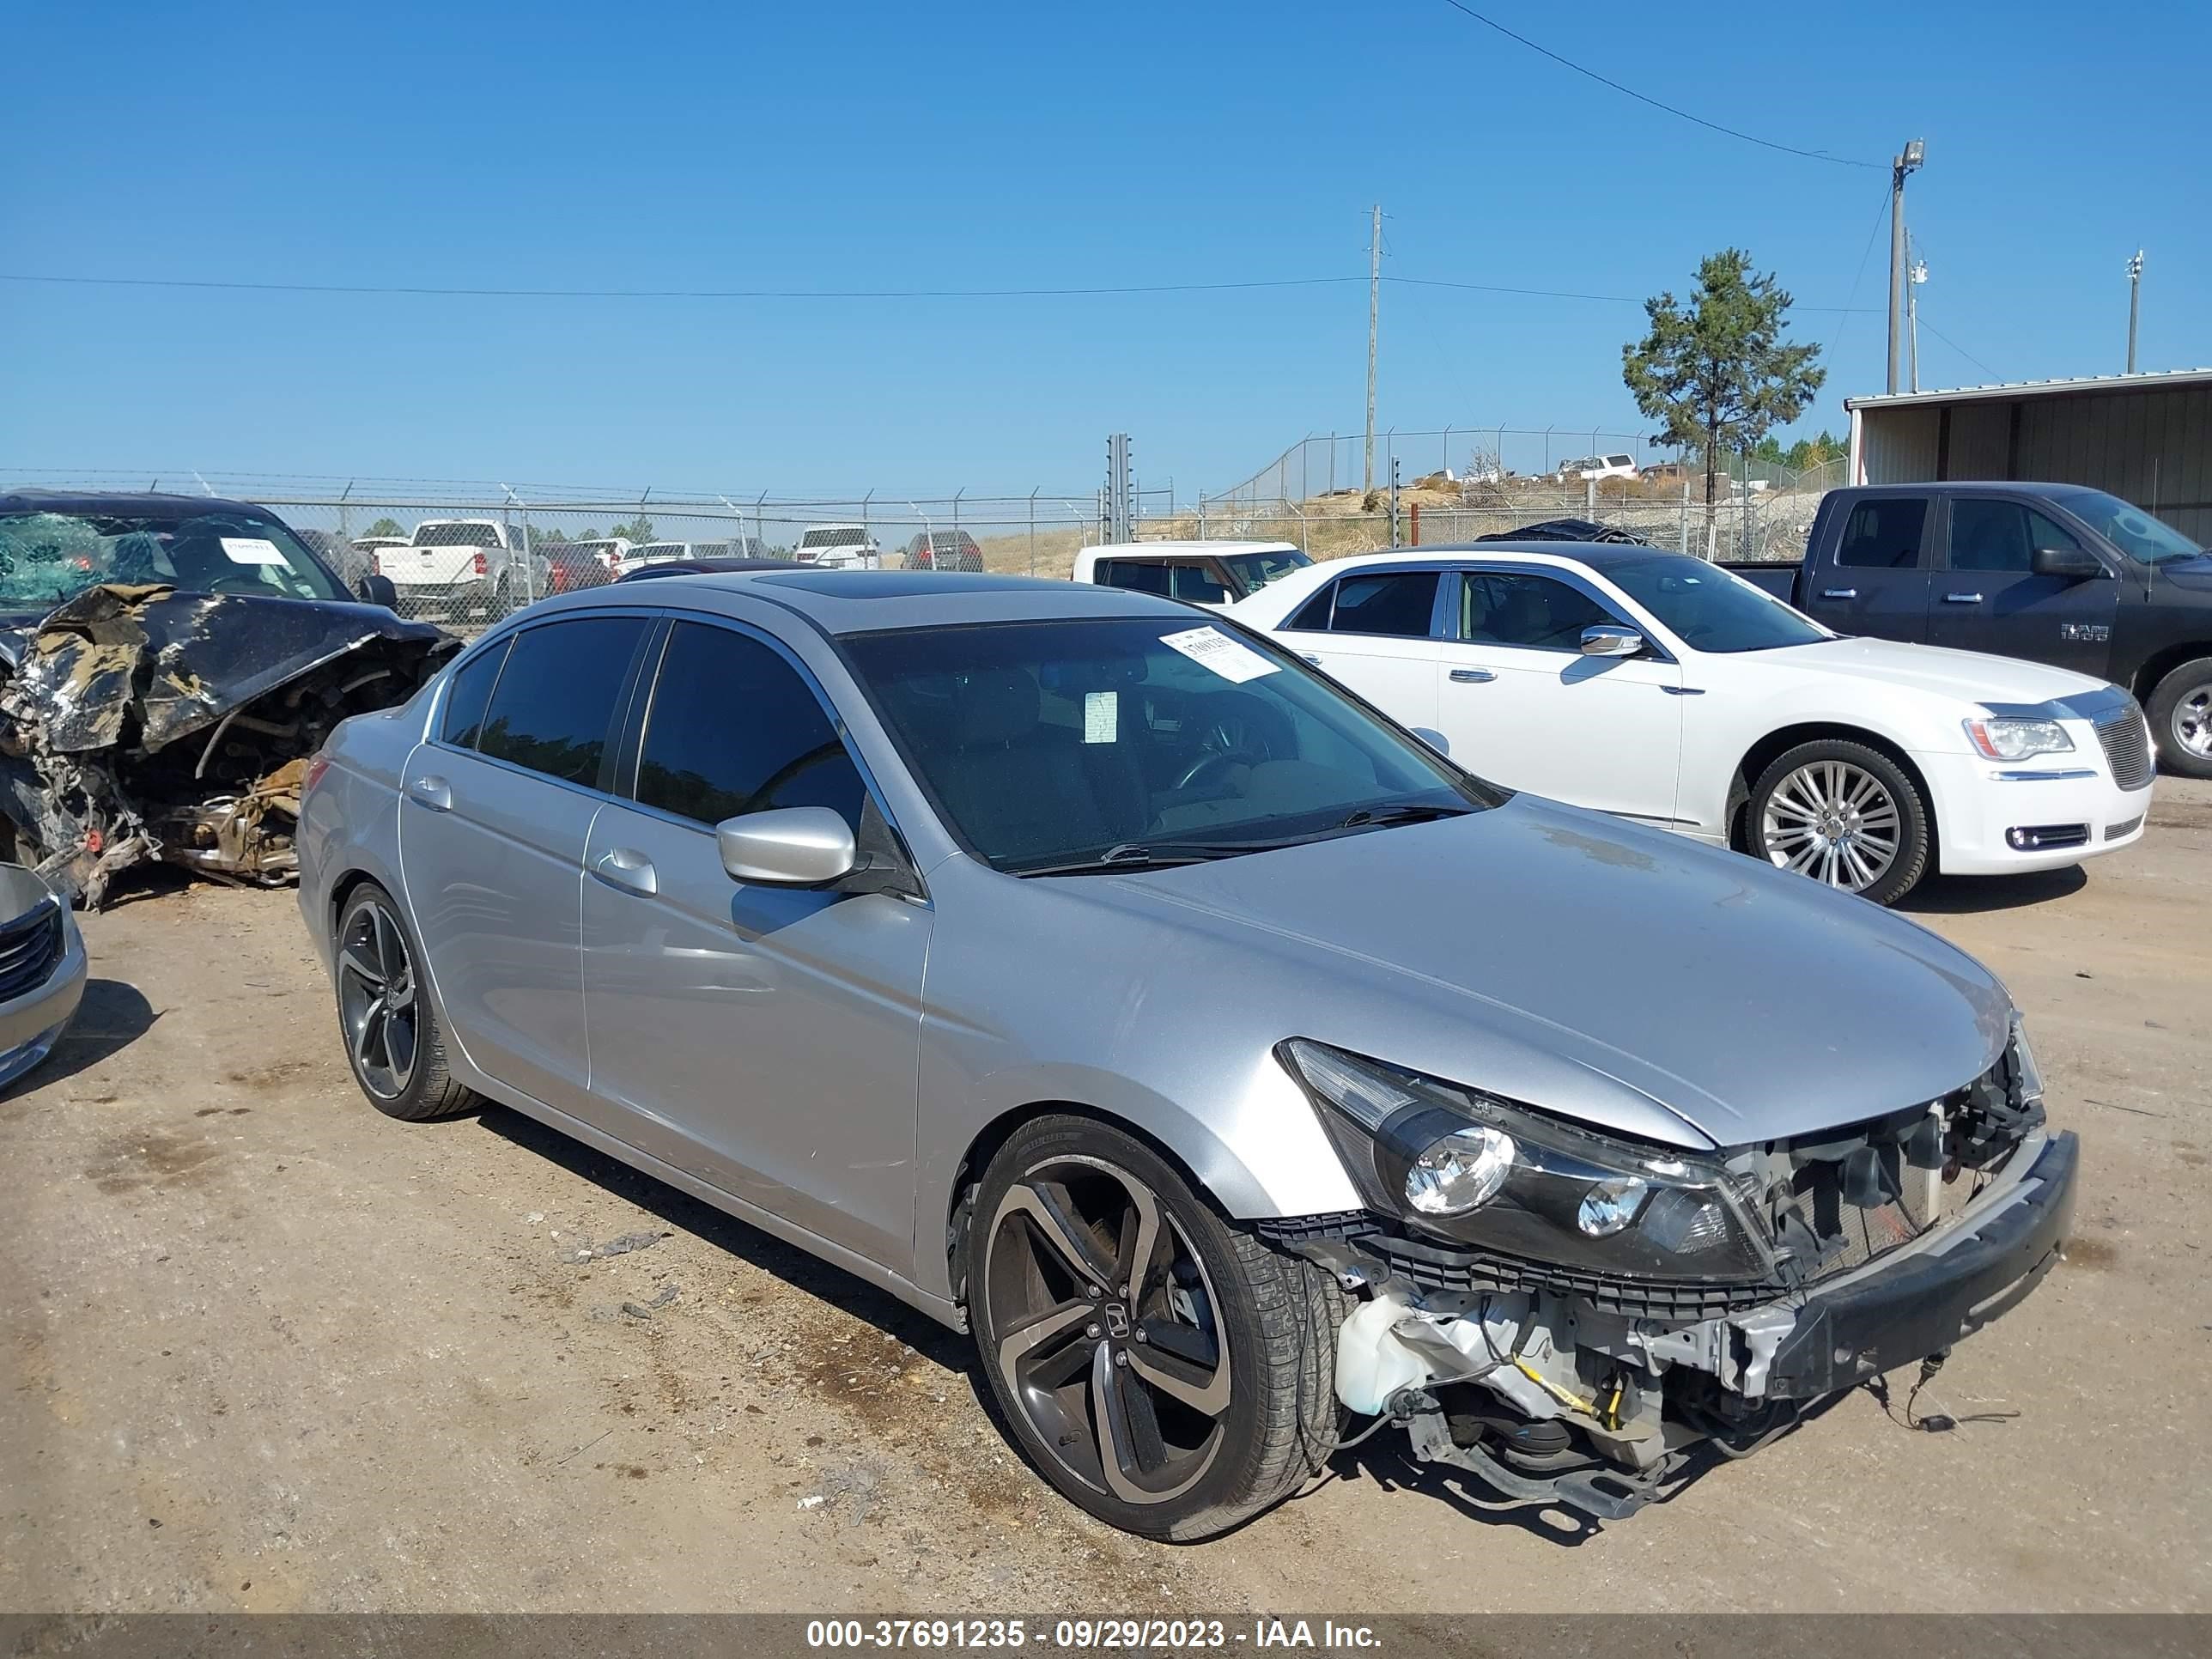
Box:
715;807;857;887
2031;545;2106;580
1580;624;1644;657
1407;726;1450;757
357;573;399;610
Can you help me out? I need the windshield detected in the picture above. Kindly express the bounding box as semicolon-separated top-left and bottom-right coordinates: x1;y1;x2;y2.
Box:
1217;549;1313;594
800;526;867;549
2051;489;2201;564
842;616;1502;874
0;508;349;612
414;522;503;548
1601;553;1832;653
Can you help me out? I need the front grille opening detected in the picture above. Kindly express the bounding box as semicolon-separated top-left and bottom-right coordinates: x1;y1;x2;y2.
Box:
2106;814;2145;841
0;897;64;1000
2094;704;2154;791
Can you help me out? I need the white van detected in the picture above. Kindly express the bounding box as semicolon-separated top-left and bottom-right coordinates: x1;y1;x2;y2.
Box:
1073;540;1311;610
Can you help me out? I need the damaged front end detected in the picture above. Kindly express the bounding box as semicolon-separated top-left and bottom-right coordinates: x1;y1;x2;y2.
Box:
0;584;457;906
1267;1030;2079;1521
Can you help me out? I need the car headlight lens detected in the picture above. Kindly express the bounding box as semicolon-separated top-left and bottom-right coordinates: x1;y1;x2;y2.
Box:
1965;716;2075;761
1279;1038;1777;1282
2008;1012;2045;1109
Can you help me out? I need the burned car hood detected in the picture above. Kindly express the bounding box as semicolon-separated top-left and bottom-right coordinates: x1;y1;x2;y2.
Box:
0;586;454;754
1065;795;2012;1149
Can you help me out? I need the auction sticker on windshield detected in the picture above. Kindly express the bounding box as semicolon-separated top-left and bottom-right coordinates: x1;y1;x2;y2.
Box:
220;538;288;566
1160;624;1279;684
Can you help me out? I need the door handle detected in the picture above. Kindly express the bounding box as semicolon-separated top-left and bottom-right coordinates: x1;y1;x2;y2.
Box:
405;775;452;811
592;847;659;897
1820;587;1858;600
1943;592;1984;604
1449;667;1497;684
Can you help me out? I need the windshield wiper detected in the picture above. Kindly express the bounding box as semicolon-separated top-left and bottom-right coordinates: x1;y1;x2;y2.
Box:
1016;839;1290;878
1335;802;1473;830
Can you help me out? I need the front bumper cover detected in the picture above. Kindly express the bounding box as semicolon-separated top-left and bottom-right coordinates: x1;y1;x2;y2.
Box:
1762;1128;2078;1399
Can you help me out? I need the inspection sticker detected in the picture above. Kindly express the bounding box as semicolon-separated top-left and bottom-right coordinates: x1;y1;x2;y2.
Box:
1159;624;1279;684
219;537;287;566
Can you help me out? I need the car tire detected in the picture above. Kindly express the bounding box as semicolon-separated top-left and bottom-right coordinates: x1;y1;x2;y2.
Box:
1746;738;1930;906
333;881;477;1122
965;1115;1345;1541
2145;658;2212;779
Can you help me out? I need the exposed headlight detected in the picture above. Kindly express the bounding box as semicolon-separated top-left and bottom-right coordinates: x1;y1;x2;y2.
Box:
2008;1012;2045;1109
1279;1039;1777;1282
1965;716;2075;761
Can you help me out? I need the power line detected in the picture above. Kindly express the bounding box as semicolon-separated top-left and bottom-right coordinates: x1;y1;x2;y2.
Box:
0;270;1364;301
1824;181;1899;362
1433;1;1881;169
0;267;1878;311
1914;316;2004;383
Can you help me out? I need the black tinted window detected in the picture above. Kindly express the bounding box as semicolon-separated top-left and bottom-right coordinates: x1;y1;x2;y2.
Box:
1097;560;1170;596
635;623;866;832
441;639;509;748
1947;500;2034;572
1458;573;1613;650
1328;571;1439;637
1285;586;1335;630
1838;498;1929;568
477;616;648;786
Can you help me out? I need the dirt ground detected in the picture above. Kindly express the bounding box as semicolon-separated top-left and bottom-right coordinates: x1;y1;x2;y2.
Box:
4;785;2209;1616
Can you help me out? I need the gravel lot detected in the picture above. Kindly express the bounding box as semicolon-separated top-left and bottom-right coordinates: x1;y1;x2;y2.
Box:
5;784;2209;1615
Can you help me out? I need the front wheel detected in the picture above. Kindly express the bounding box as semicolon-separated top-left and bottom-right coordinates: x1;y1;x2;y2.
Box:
1746;739;1930;906
334;882;477;1121
966;1115;1343;1540
2146;657;2212;779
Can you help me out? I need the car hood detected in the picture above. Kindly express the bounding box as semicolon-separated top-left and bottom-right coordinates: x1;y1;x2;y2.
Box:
1776;635;2112;704
1054;796;2011;1150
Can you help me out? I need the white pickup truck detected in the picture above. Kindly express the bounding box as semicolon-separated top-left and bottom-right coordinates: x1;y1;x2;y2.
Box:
378;519;530;620
793;523;883;569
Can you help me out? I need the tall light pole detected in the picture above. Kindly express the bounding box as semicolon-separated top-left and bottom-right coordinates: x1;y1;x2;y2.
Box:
1365;204;1382;497
2126;249;2144;374
1908;251;1927;393
1887;139;1924;395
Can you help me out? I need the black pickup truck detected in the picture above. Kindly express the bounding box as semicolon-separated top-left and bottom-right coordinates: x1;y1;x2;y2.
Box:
1723;481;2212;775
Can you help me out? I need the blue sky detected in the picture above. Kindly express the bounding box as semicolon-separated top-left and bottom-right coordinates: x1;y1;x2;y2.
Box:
4;0;2206;498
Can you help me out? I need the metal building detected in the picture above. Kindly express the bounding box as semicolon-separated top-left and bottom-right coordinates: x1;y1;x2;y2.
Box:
1844;368;2212;542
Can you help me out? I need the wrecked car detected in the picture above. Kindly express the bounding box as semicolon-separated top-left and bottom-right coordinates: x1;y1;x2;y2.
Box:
0;491;458;906
299;573;2076;1540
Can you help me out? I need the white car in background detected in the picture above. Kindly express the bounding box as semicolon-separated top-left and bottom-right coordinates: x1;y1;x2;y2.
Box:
1557;453;1639;483
1075;539;1311;610
378;519;530;619
617;540;696;575
1226;545;2154;905
793;523;883;569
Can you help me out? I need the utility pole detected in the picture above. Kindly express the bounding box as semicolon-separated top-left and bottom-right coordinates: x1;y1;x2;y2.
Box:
1365;204;1381;497
2126;250;2144;374
1908;247;1927;393
1887;138;1924;395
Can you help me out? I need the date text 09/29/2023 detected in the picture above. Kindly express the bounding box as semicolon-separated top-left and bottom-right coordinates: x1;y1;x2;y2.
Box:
804;1619;1382;1650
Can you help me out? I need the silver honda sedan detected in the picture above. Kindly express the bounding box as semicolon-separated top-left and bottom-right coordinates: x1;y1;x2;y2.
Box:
299;571;2078;1540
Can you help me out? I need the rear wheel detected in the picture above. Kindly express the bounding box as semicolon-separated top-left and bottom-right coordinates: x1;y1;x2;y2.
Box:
966;1115;1342;1540
2146;657;2212;779
334;882;477;1121
1747;739;1930;906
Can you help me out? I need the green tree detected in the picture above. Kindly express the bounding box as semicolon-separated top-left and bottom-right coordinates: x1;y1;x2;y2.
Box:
362;516;404;539
1622;249;1826;532
608;514;655;545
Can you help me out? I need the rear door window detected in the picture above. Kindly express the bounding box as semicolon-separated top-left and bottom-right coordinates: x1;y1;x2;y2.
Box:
475;615;650;787
1325;571;1441;637
633;621;866;832
1095;560;1170;596
1837;498;1929;568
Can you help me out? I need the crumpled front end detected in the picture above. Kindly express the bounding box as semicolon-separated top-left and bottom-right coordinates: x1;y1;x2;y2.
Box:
0;584;456;906
1266;1033;2078;1521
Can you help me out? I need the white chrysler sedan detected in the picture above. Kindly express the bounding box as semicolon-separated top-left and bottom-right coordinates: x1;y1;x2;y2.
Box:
1226;545;2154;904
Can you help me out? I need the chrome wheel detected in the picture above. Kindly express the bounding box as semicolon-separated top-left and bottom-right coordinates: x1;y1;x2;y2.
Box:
981;1155;1231;1507
337;896;419;1099
1760;759;1902;891
2172;682;2212;759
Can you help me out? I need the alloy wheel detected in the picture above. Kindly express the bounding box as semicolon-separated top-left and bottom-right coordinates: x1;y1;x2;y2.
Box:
1760;759;1902;892
2172;684;2212;759
982;1155;1232;1507
337;897;420;1099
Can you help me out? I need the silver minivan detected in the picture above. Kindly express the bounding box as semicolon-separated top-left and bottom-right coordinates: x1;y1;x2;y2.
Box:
299;570;2078;1540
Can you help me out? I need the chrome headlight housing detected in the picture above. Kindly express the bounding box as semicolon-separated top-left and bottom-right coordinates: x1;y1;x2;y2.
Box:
1964;716;2075;761
1279;1038;1778;1283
